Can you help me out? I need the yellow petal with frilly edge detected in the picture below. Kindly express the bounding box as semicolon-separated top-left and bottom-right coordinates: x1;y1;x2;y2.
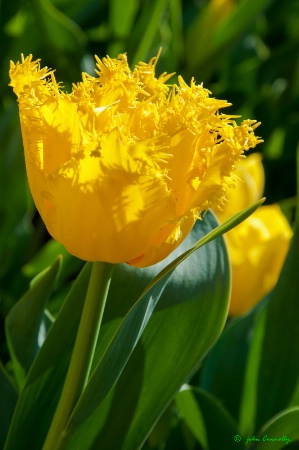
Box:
9;51;261;266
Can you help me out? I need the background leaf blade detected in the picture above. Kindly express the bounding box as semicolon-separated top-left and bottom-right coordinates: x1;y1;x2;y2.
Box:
5;257;61;388
4;263;92;450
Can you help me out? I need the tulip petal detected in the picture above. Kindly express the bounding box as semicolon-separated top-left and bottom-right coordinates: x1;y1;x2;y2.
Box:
9;53;261;265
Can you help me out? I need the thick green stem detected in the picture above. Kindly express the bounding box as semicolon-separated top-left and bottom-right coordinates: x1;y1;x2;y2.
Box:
42;261;114;450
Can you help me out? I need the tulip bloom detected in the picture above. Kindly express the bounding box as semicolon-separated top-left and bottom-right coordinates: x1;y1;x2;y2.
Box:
217;154;293;316
9;52;261;267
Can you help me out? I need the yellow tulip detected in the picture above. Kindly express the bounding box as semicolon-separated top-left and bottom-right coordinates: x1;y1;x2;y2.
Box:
9;52;261;267
217;154;293;316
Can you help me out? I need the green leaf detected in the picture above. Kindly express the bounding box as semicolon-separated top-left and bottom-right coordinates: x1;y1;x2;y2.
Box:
108;0;139;55
109;0;138;38
176;386;241;450
55;200;264;450
52;210;230;450
186;0;273;78
213;0;273;49
5;256;61;388
4;263;92;450
22;238;83;284
253;224;299;429
131;0;169;66
247;407;299;449
200;311;256;425
0;109;33;285
0;362;18;449
33;0;86;56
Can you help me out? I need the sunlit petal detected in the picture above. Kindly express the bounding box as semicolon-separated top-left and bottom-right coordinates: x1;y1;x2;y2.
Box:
9;52;261;266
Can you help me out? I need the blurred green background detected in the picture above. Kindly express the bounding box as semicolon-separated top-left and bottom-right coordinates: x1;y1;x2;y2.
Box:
0;0;299;352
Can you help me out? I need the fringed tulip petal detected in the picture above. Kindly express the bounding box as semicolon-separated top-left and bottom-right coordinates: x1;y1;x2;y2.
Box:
9;52;261;266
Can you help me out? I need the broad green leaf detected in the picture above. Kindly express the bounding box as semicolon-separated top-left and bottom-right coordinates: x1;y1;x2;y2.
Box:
247;407;299;449
5;257;61;389
0;362;18;449
4;263;92;450
92;198;264;382
55;201;263;450
52;210;230;450
176;386;241;450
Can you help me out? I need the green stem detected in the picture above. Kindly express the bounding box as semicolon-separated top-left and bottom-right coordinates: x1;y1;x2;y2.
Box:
42;261;114;450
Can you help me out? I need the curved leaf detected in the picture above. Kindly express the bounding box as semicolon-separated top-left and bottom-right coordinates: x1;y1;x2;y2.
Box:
176;386;241;450
131;0;168;65
4;263;92;450
33;0;86;56
248;407;299;449
0;362;18;449
22;239;83;287
57;210;232;449
186;0;273;75
5;256;61;388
